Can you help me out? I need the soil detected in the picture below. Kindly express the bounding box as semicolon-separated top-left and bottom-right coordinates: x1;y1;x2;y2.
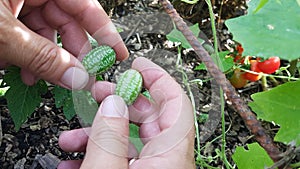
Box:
0;1;299;169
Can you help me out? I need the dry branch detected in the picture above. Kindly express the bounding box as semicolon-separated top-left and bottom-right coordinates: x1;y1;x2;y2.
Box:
159;0;282;162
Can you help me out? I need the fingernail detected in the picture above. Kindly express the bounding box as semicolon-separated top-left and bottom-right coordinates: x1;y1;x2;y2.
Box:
60;67;89;90
99;95;128;118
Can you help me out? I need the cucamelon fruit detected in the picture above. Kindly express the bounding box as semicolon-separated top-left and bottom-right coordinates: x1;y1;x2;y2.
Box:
115;69;143;105
82;45;116;76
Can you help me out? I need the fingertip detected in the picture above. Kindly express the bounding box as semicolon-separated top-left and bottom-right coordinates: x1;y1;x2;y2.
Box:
131;57;148;67
131;57;165;89
81;95;129;166
58;129;89;152
97;95;128;118
91;81;116;102
21;69;37;86
114;41;129;61
58;131;69;150
57;160;82;169
91;21;128;61
128;142;139;159
59;66;89;90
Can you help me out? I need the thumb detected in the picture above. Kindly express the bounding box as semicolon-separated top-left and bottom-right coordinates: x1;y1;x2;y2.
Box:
81;95;129;169
0;11;89;89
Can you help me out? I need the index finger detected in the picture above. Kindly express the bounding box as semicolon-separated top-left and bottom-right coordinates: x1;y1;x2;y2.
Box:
131;57;182;108
131;57;191;129
131;57;194;157
54;0;128;60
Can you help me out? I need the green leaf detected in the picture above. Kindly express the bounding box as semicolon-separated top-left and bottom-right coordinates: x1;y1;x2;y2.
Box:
0;80;9;97
53;87;98;126
194;51;233;72
52;86;76;120
232;143;274;169
96;74;104;81
88;34;99;48
248;80;300;146
297;62;300;74
225;0;300;61
198;113;208;123
166;23;204;49
142;90;153;102
217;51;234;72
129;123;144;153
253;0;269;13
0;87;9;97
73;90;98;126
194;63;207;71
3;67;47;130
180;0;199;4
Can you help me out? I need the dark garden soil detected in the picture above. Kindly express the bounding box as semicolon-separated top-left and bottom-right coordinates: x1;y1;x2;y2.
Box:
0;1;299;169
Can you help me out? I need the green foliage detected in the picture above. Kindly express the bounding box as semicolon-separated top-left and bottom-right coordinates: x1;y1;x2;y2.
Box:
249;80;300;146
166;23;204;49
3;67;47;130
253;0;269;13
194;51;234;72
52;86;76;120
0;80;9;97
96;74;104;81
167;24;234;72
297;62;300;75
225;0;300;61
180;0;199;4
232;143;274;169
88;34;99;48
52;86;103;127
198;113;208;123
142;90;151;99
129;123;144;153
72;90;98;126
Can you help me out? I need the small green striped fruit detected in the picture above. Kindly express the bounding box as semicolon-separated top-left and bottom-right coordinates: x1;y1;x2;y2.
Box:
115;69;143;105
82;45;116;76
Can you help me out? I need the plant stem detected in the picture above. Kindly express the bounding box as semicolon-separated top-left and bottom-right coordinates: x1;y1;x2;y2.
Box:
175;46;201;161
205;0;232;168
290;161;300;168
220;87;231;169
261;75;268;91
239;68;299;81
205;0;219;64
268;76;279;86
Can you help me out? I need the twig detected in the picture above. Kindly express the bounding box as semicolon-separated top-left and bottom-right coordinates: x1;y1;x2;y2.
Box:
124;19;142;44
267;146;299;169
159;0;282;163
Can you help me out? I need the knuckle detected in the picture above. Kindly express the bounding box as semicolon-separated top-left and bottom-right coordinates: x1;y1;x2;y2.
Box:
28;45;60;79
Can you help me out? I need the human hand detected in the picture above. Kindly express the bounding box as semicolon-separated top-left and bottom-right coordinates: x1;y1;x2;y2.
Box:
0;0;128;89
58;57;196;169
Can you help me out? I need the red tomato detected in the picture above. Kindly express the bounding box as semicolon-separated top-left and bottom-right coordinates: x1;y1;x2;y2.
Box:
234;55;243;63
243;60;262;82
257;57;280;74
229;69;248;88
236;44;244;55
